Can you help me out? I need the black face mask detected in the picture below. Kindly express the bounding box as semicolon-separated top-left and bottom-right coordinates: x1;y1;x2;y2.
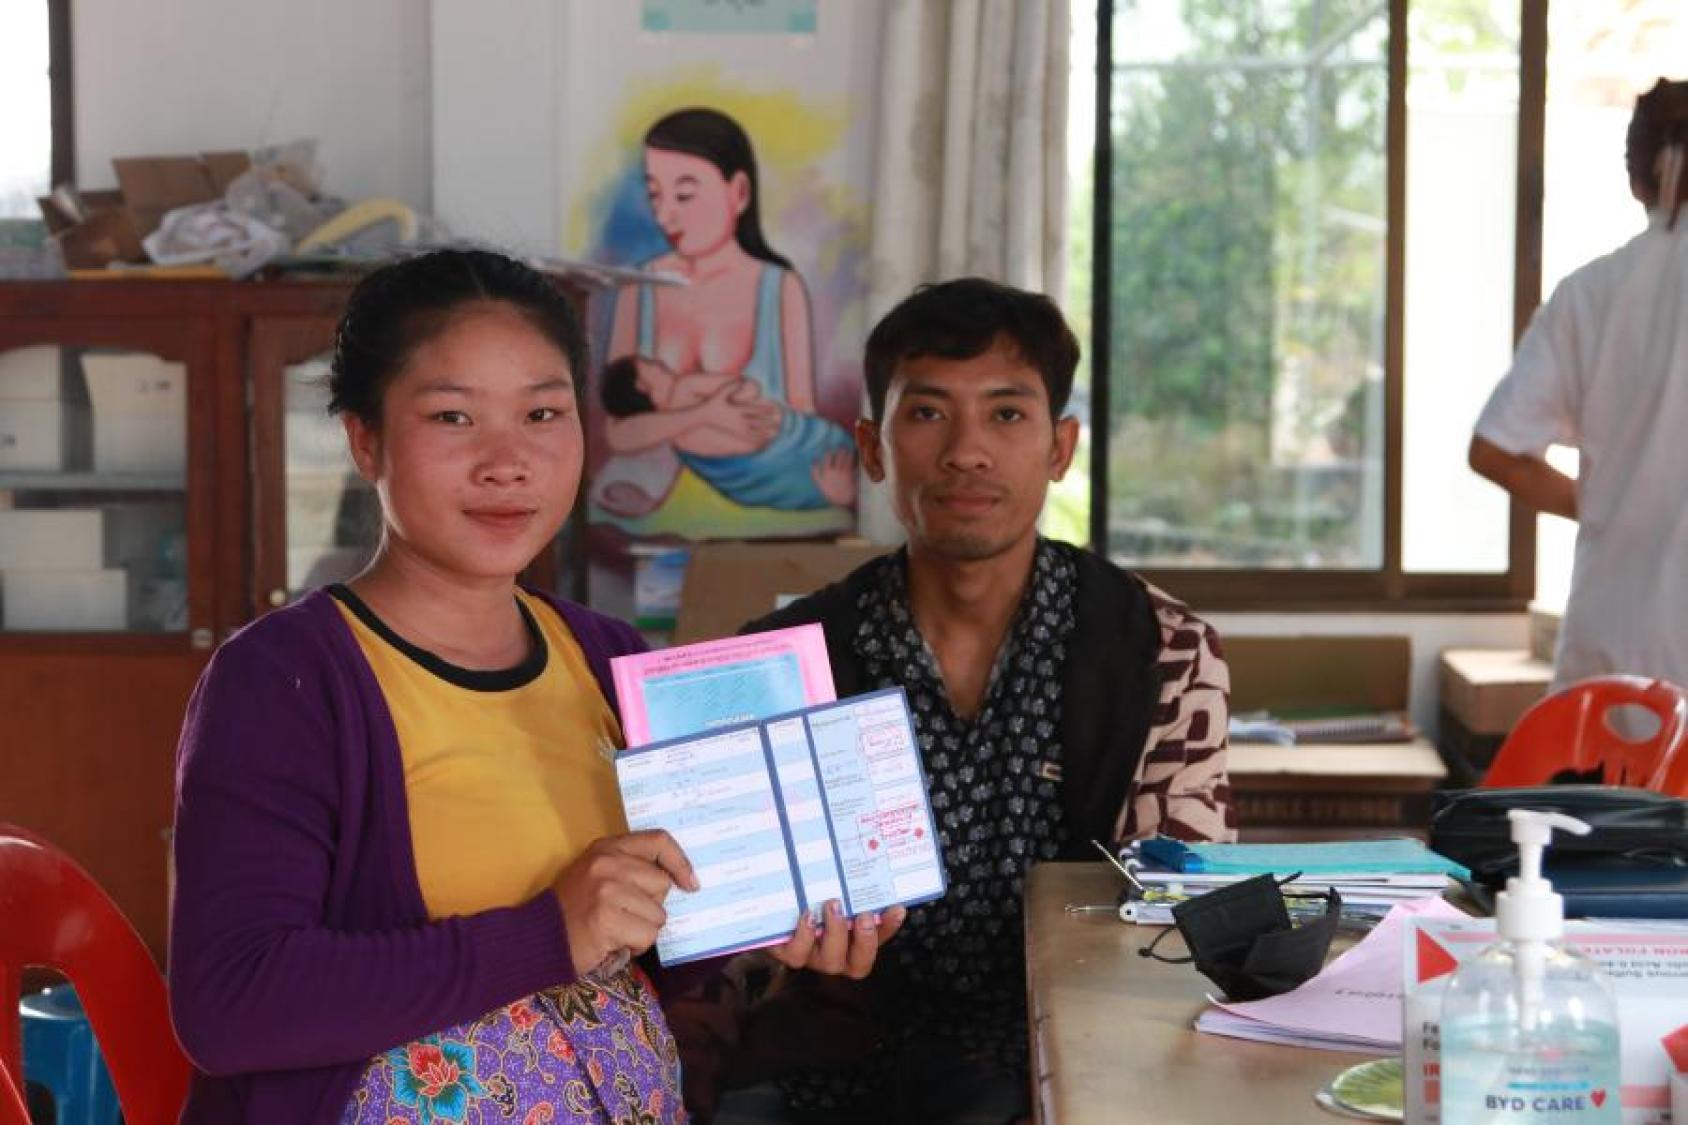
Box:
1139;873;1342;1001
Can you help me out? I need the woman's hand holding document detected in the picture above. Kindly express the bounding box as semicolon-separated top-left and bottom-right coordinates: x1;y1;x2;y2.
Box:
610;626;942;967
553;828;700;976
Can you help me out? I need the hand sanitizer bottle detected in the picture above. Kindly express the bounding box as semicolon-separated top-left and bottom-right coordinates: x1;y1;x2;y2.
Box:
1441;810;1621;1123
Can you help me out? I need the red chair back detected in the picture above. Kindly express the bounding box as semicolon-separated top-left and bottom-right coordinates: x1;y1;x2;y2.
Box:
0;824;190;1125
1482;675;1688;795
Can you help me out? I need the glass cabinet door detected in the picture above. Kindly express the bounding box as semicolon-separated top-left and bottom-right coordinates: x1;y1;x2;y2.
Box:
0;343;188;632
278;352;377;601
249;310;381;613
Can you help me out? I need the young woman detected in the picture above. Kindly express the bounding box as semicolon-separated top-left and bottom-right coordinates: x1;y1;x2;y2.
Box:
598;107;853;517
168;249;899;1124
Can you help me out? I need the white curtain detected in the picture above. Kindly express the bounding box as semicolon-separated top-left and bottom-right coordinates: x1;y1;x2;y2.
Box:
856;0;1072;543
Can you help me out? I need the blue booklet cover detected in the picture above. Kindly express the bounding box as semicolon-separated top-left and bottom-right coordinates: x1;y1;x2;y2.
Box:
615;687;948;966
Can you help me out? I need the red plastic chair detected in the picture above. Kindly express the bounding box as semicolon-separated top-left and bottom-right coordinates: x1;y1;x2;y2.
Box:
0;1060;28;1125
1481;675;1688;796
0;824;191;1125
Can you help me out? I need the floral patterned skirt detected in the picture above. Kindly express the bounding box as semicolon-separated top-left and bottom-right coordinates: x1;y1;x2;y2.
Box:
340;965;685;1124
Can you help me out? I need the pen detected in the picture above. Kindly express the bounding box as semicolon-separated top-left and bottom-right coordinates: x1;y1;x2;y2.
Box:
1091;839;1145;892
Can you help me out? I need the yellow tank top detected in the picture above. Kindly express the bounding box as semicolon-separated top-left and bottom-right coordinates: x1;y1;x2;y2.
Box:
332;586;627;921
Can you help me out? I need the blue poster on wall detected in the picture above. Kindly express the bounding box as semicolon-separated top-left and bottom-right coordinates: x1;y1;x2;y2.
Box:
641;0;818;35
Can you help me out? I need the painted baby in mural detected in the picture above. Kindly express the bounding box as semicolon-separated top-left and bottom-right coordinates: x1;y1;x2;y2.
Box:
599;355;854;510
597;106;855;517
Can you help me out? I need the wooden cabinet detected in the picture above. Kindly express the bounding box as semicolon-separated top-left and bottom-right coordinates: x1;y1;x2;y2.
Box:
0;282;226;960
0;277;586;959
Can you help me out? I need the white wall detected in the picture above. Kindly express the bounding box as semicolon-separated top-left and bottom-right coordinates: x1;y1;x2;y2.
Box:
1211;611;1531;737
430;0;561;254
72;0;432;207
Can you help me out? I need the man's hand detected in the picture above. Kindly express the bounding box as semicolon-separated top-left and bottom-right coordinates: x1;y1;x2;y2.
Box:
768;899;907;980
553;830;699;976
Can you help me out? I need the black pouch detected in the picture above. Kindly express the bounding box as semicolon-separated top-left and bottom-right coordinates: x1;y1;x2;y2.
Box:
1139;873;1343;1001
1430;786;1688;918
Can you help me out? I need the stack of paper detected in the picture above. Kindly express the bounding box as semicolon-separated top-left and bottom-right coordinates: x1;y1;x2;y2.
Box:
1194;896;1468;1052
1229;711;1417;745
1123;873;1450;926
1117;838;1467;926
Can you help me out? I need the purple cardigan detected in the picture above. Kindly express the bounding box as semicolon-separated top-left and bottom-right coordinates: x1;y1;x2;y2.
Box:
169;588;701;1123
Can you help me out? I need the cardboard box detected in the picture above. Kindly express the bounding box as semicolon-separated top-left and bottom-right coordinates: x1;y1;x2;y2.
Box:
0;509;103;570
1225;635;1412;714
0;346;78;471
1438;648;1553;735
2;568;127;631
112;151;251;237
38;190;144;269
1221;635;1430;836
673;540;890;644
0;400;66;471
79;353;187;475
1228;739;1446;833
36;151;252;268
1529;603;1563;665
0;345;65;400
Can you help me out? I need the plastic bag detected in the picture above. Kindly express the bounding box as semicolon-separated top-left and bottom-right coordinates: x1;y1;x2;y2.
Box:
141;203;287;278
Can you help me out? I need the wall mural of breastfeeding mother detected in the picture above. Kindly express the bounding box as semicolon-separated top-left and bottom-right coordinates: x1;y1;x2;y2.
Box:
578;82;868;545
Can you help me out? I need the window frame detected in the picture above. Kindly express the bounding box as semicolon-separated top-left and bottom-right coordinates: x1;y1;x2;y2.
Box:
49;0;75;187
1088;0;1546;611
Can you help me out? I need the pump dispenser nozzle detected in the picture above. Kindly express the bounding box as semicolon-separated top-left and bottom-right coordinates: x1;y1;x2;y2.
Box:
1497;810;1592;1033
1498;809;1590;944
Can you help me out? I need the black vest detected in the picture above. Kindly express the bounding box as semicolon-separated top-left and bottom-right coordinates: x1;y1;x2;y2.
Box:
743;542;1163;857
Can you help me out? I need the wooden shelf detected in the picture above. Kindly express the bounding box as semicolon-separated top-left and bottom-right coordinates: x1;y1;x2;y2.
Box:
0;470;185;492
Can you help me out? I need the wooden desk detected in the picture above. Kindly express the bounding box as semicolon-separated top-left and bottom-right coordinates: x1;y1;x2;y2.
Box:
1228;738;1448;838
1026;862;1374;1124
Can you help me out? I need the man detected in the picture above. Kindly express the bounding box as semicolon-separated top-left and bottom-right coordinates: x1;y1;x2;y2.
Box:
709;278;1236;1123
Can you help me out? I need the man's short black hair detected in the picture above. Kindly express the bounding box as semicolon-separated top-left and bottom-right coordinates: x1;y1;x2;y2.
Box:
862;277;1079;422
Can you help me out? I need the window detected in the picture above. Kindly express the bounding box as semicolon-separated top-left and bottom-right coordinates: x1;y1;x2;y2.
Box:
1087;0;1550;607
0;0;72;220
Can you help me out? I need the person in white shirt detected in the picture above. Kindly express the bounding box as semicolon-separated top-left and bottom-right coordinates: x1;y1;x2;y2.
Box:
1470;78;1688;693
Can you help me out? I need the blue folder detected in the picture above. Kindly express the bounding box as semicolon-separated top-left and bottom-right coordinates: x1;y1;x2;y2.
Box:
1138;836;1469;879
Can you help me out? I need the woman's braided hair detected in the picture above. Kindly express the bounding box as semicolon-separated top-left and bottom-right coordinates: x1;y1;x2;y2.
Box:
329;248;587;426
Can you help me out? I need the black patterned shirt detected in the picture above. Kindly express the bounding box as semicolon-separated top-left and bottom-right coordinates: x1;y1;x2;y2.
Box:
782;539;1076;1107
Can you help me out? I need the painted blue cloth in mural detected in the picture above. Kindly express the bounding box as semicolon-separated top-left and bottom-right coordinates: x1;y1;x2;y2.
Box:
637;264;851;511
